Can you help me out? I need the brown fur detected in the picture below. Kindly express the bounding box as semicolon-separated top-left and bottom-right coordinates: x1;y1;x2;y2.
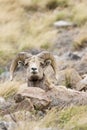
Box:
10;51;57;91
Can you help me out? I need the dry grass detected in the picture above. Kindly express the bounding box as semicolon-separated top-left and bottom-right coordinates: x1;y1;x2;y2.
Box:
0;0;87;64
71;3;87;26
73;27;87;49
0;0;59;64
39;106;87;130
18;11;58;51
61;106;87;130
14;121;38;130
19;0;70;11
1;106;87;130
2;110;38;130
55;9;70;21
0;81;20;99
1;105;87;130
0;1;87;130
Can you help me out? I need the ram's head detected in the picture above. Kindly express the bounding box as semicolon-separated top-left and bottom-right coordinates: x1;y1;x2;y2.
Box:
10;51;57;81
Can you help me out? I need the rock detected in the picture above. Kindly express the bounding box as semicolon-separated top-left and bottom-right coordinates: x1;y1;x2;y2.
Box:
74;54;87;75
76;75;87;91
0;97;6;104
14;87;51;111
56;68;82;89
0;97;10;110
47;85;87;108
14;85;87;111
3;111;35;122
0;121;8;130
67;52;81;60
54;20;76;28
0;72;10;82
0;121;15;130
52;29;79;55
14;97;34;112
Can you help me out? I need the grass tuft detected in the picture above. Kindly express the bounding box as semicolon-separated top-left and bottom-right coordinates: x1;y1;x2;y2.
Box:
56;10;69;21
0;81;19;99
0;68;4;74
71;3;87;26
73;29;87;50
40;42;52;50
39;106;87;129
46;0;58;10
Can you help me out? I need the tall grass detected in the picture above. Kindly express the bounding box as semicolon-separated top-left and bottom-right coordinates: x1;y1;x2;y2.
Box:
0;0;87;64
71;3;87;26
0;81;19;99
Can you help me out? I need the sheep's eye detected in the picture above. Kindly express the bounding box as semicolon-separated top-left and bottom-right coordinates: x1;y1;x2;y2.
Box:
40;62;45;67
45;60;51;66
18;61;24;66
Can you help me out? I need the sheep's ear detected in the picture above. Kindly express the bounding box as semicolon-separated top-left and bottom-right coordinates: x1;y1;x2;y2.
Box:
45;60;51;66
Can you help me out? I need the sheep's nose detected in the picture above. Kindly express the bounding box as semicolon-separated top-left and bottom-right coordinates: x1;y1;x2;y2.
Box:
31;67;37;71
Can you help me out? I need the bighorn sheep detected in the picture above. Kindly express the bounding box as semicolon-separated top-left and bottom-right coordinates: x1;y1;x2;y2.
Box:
10;51;57;91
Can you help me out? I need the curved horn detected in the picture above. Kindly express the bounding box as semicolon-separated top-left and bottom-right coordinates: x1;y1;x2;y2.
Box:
10;52;32;81
38;51;57;78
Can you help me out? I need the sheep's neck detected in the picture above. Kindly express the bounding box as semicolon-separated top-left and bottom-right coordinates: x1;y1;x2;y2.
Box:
28;77;49;91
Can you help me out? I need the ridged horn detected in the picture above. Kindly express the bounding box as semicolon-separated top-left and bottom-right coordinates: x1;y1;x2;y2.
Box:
10;52;32;81
38;51;57;78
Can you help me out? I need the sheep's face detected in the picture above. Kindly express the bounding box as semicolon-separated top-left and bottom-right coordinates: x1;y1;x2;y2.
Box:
10;51;57;82
25;56;51;81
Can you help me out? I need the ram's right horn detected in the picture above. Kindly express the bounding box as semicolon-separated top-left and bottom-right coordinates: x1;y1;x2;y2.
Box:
10;52;32;81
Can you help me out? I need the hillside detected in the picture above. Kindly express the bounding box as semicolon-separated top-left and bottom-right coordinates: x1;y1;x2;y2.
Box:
0;0;87;130
0;0;87;66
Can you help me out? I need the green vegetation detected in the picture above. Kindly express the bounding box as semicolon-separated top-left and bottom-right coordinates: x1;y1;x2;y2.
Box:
39;106;87;130
0;68;4;74
40;42;52;49
20;0;70;11
46;0;69;10
56;10;69;21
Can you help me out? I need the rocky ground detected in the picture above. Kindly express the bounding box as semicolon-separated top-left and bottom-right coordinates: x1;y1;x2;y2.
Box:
0;26;87;130
0;0;87;130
